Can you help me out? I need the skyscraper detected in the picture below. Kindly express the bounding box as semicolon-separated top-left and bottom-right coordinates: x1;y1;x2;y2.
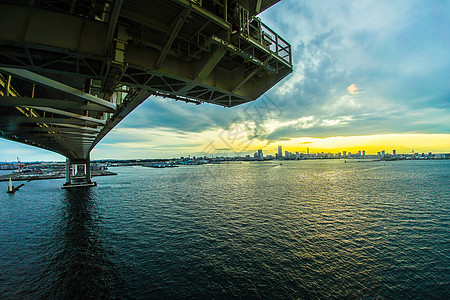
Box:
257;149;263;160
278;146;282;159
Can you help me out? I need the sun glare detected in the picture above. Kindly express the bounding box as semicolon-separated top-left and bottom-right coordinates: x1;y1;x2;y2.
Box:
262;134;450;155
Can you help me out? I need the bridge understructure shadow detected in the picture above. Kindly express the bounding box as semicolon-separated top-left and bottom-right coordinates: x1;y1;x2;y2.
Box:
0;0;292;187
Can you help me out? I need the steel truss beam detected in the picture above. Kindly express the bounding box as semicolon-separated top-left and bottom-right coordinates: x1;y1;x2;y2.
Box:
16;132;97;139
26;106;106;125
0;126;99;136
0;68;117;111
48;123;101;133
0;116;103;127
156;7;191;69
0;96;115;113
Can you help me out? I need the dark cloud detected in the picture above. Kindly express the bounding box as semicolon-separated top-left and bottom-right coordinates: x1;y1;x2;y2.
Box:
117;97;240;133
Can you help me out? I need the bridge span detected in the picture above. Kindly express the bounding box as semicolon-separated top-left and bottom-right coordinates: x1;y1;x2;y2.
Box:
0;0;292;187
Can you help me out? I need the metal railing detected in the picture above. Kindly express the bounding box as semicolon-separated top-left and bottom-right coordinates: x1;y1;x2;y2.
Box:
241;16;292;66
185;1;291;66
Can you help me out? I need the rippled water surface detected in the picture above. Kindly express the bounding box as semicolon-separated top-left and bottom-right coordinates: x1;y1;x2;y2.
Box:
1;160;449;298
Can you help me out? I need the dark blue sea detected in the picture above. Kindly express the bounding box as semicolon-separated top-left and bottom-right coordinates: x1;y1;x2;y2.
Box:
1;160;449;299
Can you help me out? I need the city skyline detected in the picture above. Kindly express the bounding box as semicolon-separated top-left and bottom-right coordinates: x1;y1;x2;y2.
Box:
1;0;449;161
3;139;449;163
1;131;449;162
252;145;446;161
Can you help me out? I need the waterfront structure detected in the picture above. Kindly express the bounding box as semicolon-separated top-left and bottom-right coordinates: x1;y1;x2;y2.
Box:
0;0;292;187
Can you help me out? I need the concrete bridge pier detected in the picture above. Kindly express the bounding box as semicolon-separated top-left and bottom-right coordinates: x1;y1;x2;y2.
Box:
63;155;96;189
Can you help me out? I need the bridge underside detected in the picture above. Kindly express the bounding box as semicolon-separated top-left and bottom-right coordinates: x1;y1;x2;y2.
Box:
0;0;292;186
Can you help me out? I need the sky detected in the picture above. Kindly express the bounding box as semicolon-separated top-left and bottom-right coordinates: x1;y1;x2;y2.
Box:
1;0;449;162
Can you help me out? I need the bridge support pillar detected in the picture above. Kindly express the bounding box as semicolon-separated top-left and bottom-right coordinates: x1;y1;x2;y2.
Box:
65;158;71;185
62;154;96;189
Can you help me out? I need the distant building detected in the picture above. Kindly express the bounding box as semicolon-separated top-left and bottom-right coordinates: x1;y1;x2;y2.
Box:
393;150;396;158
343;151;347;157
285;151;291;159
278;146;283;159
257;149;263;160
307;148;309;155
362;150;366;157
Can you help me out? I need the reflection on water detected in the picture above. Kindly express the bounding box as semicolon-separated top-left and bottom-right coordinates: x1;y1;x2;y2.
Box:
47;188;121;298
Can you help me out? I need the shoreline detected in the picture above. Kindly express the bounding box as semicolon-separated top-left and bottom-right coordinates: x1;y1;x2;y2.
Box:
0;170;117;182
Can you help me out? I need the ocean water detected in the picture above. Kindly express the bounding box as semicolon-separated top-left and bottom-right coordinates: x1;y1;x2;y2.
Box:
0;160;449;299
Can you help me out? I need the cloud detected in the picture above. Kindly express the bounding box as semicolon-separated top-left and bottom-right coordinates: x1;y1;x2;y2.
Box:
347;84;363;95
0;140;63;162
